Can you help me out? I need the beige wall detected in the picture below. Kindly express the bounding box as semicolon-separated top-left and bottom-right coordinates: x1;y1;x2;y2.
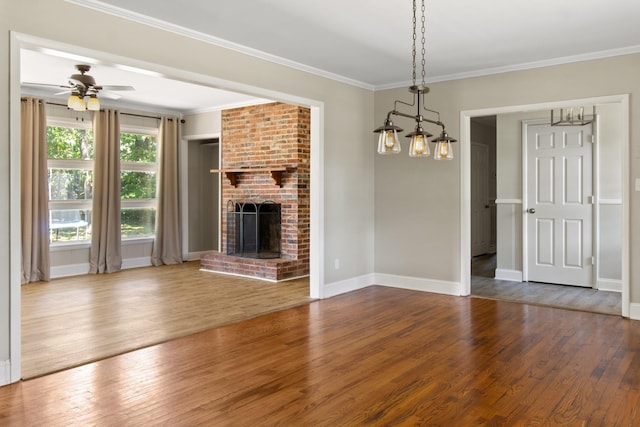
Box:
1;0;375;374
375;54;639;296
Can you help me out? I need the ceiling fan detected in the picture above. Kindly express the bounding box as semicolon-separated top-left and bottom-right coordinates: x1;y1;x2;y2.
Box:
23;64;135;111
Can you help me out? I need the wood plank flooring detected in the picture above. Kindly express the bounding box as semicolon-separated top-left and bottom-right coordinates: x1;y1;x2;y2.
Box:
4;286;640;425
21;262;311;379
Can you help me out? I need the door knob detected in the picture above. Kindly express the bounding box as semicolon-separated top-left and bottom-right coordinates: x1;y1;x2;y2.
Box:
527;208;536;214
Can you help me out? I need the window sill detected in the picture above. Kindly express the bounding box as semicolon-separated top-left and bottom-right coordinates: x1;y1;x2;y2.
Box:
122;236;155;246
50;241;91;252
50;236;155;251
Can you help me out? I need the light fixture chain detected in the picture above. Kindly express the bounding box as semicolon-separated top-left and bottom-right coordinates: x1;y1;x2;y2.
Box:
421;0;426;85
412;0;417;85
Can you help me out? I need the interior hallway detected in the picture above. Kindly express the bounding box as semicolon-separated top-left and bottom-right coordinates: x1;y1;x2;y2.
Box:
471;253;621;316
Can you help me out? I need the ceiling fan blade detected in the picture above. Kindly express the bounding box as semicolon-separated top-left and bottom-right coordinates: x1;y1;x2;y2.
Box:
97;85;135;91
98;91;122;100
54;90;72;95
22;82;73;89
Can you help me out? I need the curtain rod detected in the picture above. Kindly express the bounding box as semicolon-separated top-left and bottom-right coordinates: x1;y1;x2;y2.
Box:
36;100;185;123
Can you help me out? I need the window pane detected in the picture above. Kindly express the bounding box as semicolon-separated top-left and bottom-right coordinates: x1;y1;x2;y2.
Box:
121;171;156;199
122;208;156;238
49;209;91;243
49;169;93;200
47;126;93;160
120;133;157;163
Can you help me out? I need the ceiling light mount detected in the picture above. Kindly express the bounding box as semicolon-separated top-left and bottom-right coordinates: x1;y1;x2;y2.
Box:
374;0;456;159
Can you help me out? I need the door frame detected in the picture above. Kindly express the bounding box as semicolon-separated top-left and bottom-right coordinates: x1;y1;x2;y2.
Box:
521;119;596;287
459;94;630;317
10;32;325;382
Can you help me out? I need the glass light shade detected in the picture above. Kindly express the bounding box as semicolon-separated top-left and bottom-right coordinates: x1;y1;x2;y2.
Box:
67;94;82;109
434;141;454;160
409;134;430;157
75;98;87;111
87;95;100;111
377;129;401;154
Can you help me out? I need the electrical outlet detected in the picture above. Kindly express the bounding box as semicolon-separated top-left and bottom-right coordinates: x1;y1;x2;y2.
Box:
334;259;340;270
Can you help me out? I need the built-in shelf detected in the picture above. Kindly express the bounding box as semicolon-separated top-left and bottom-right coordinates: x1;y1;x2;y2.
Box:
210;167;295;187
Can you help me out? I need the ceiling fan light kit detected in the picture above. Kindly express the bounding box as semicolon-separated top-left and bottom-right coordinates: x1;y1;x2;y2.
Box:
373;0;457;160
26;63;134;112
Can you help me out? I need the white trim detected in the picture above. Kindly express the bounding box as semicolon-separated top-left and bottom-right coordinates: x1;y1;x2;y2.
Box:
323;274;374;298
597;279;622;293
51;263;90;278
310;106;324;299
65;0;375;91
629;304;640;321
9;33;22;383
0;360;10;386
375;273;461;296
494;269;523;282
600;198;622;205
14;31;325;381
51;257;152;278
121;257;152;270
495;198;522;204
377;45;640;89
460;94;630;317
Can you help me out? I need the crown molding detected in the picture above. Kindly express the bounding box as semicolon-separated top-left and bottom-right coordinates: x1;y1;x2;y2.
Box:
375;45;640;90
66;0;375;91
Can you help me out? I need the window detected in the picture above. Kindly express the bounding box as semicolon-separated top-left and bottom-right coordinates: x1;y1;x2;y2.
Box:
47;121;159;244
120;130;158;239
47;123;93;244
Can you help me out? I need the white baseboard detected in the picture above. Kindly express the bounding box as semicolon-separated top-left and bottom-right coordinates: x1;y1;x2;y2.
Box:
121;257;152;270
51;257;152;279
0;360;10;386
597;279;622;293
494;269;523;282
374;273;461;296
323;273;374;298
629;303;640;321
50;263;90;278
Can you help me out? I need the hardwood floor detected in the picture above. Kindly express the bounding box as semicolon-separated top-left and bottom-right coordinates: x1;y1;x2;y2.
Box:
21;262;311;379
471;254;622;316
4;286;640;425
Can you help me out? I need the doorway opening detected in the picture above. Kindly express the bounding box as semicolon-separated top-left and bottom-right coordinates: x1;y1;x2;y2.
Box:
11;33;324;381
463;97;629;317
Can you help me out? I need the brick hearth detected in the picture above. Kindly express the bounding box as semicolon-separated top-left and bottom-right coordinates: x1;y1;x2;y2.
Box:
201;102;310;281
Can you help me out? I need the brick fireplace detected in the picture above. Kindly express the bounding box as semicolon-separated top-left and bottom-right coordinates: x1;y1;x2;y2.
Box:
200;102;310;281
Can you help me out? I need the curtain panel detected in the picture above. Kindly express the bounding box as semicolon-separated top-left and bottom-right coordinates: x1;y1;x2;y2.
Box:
151;117;183;265
20;97;50;283
90;109;122;274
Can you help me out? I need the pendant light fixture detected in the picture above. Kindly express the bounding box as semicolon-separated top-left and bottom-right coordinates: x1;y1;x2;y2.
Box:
550;106;595;126
374;0;456;159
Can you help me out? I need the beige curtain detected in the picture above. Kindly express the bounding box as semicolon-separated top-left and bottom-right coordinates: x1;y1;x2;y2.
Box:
21;97;50;283
90;109;122;274
151;117;183;265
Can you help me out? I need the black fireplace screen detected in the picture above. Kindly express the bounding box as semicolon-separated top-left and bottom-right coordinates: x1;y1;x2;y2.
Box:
226;200;281;259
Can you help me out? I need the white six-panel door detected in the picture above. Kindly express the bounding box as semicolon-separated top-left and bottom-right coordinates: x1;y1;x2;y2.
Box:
525;123;593;287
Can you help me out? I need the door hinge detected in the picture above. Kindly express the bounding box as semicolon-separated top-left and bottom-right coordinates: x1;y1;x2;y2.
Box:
590;256;596;265
589;134;595;144
587;195;595;204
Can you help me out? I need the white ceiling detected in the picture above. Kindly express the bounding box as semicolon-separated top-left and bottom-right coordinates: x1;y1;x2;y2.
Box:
21;0;640;113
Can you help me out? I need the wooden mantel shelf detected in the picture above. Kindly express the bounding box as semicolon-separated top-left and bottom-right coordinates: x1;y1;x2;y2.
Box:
210;167;295;187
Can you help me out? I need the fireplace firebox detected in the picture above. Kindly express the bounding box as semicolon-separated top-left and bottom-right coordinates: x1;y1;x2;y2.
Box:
226;200;281;259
